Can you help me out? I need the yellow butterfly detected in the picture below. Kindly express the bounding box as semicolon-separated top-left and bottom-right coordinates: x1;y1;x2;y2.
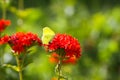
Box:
42;27;55;44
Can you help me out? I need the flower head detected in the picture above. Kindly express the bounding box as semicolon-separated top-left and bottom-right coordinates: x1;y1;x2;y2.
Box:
48;34;82;64
1;32;42;54
0;19;11;32
8;32;42;54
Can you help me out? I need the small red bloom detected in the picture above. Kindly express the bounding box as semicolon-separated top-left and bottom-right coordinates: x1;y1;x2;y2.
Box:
48;34;82;64
0;35;9;45
49;53;77;64
49;53;59;63
8;32;42;54
0;19;11;32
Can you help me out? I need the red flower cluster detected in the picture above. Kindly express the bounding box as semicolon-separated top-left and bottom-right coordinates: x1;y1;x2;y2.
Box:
0;19;11;32
9;32;42;54
48;34;82;64
0;32;42;54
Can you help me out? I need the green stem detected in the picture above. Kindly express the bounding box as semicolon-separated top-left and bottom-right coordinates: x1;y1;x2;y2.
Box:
0;33;4;66
15;55;23;80
0;47;4;65
21;52;27;68
57;61;68;80
58;60;62;80
56;50;68;80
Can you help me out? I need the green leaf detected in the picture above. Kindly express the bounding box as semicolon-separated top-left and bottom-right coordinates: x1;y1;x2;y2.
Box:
3;64;20;72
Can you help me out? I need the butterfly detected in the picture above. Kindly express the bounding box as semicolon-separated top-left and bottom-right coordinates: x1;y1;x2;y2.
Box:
42;27;55;44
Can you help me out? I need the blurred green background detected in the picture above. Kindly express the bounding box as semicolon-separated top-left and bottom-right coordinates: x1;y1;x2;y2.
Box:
0;0;120;80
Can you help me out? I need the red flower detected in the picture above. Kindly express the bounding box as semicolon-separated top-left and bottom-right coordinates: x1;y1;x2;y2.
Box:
49;53;77;64
48;34;82;64
0;19;11;32
0;35;9;45
49;53;59;63
8;32;42;54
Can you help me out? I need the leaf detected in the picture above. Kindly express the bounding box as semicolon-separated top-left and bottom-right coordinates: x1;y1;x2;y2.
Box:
3;64;20;72
42;27;55;44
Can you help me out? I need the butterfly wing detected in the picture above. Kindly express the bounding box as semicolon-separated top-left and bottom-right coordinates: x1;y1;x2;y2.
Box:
42;27;55;44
